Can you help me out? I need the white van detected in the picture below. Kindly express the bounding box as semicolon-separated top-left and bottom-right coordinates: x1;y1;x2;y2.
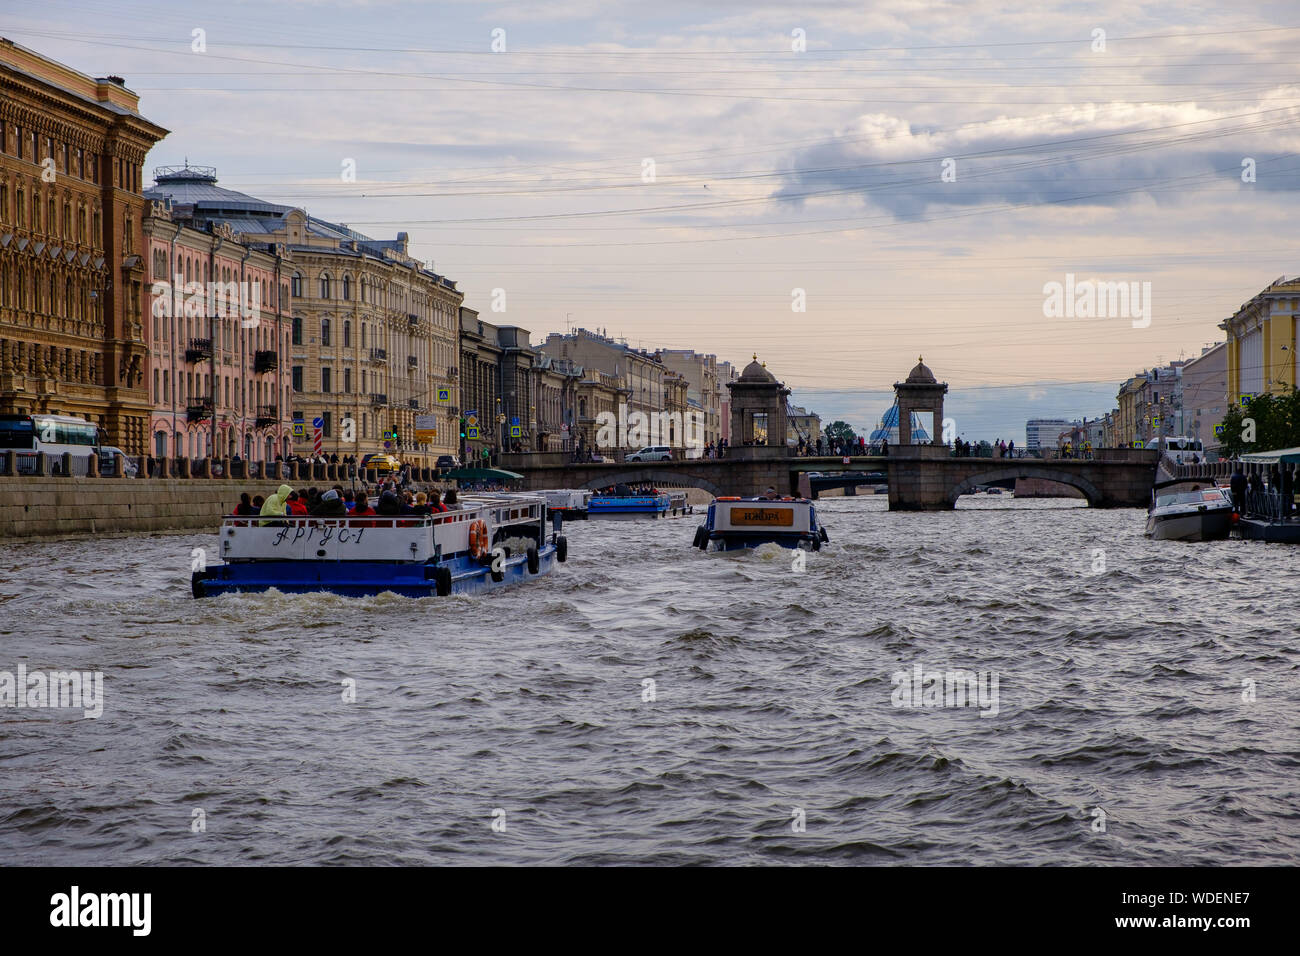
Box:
627;446;673;462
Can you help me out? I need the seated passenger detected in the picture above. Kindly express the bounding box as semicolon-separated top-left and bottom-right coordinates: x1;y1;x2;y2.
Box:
310;488;348;517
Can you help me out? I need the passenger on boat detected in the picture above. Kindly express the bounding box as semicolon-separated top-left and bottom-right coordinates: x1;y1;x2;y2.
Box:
286;491;308;516
376;491;403;517
761;486;780;499
259;484;293;525
429;490;449;513
311;488;348;517
234;493;257;517
351;494;378;527
443;489;461;510
411;492;433;517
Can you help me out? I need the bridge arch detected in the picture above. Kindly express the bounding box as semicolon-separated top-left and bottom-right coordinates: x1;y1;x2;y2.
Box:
579;468;723;497
948;467;1102;507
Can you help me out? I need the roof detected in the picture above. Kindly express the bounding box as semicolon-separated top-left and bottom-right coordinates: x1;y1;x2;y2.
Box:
1240;447;1300;465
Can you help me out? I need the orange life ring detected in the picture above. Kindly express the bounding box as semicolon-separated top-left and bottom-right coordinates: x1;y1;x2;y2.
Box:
468;519;489;558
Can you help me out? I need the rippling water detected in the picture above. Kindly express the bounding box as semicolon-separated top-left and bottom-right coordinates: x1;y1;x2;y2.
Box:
1;495;1297;865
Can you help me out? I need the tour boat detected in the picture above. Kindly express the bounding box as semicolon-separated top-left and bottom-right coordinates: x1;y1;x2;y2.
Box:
543;488;592;520
692;496;829;551
1144;481;1234;541
191;493;567;598
587;490;672;519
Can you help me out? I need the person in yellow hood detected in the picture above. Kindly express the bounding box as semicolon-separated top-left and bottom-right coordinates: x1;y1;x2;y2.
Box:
259;483;293;525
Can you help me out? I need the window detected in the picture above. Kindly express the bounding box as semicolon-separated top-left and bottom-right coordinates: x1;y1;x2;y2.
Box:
318;273;331;299
291;273;302;297
321;318;331;346
344;368;352;393
343;320;351;347
321;367;332;393
322;411;332;438
342;275;351;300
292;316;303;345
292;366;303;392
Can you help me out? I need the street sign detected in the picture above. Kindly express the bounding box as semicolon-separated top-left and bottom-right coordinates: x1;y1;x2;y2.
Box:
414;414;437;430
292;422;305;439
384;440;392;450
384;430;396;440
415;429;437;443
437;387;450;404
510;416;519;426
467;426;480;439
467;415;478;427
510;425;522;438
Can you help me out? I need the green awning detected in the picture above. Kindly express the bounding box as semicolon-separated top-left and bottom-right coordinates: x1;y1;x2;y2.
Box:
1240;447;1300;465
443;467;524;481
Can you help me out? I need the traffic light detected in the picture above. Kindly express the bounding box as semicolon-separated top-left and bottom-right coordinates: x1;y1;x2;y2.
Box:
459;417;466;439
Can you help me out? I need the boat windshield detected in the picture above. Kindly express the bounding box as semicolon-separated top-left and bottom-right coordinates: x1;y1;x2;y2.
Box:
1156;490;1226;507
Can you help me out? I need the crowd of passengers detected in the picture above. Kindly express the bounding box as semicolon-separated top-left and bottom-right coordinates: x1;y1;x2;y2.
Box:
232;480;462;523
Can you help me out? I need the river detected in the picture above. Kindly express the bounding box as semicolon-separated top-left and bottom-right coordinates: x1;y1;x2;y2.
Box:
1;495;1296;865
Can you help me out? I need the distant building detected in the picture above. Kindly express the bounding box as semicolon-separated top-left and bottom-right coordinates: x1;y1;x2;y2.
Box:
1026;418;1073;451
657;349;722;445
786;404;821;447
1181;342;1227;449
1220;275;1300;404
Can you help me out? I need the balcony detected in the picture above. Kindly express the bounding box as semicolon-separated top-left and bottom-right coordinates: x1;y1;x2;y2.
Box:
408;397;419;409
254;349;278;373
407;355;418;368
370;348;387;364
187;399;213;423
256;404;278;427
370;393;388;407
185;338;212;363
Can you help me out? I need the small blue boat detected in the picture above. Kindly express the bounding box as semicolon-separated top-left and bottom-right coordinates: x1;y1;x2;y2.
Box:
588;492;672;519
692;496;829;551
192;493;567;598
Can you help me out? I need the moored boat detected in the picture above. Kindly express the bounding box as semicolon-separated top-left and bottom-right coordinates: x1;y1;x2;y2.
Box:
542;488;592;520
693;496;829;551
1144;480;1234;541
192;492;567;598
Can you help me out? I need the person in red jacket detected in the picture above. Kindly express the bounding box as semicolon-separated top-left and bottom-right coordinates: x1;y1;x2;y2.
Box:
286;491;308;516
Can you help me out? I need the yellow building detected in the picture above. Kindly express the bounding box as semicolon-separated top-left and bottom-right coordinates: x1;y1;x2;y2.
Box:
1115;375;1146;447
1220;275;1300;404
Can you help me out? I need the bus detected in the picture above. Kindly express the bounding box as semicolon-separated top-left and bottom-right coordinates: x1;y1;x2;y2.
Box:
1144;436;1204;452
0;413;102;475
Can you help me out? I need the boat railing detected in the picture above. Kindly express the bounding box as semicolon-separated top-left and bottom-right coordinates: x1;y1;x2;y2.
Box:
1244;489;1288;524
222;513;470;528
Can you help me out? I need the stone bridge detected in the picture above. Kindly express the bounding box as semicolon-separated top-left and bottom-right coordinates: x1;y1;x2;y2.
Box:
502;447;1158;509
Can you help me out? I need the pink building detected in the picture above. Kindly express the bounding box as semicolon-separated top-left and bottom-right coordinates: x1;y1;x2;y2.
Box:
144;172;293;463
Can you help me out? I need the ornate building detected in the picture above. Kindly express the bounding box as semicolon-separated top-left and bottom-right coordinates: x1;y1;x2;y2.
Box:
145;166;461;465
144;179;294;463
0;38;168;453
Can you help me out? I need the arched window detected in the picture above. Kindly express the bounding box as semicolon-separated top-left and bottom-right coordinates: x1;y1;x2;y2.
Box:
291;273;302;297
318;273;331;299
292;316;303;346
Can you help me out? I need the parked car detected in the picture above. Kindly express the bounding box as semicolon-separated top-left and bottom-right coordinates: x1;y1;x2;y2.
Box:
358;453;402;474
627;445;673;462
435;455;460;470
98;446;138;477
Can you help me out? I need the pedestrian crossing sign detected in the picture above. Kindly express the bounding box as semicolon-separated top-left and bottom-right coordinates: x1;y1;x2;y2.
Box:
292;421;305;438
437;387;450;403
467;426;480;439
510;425;522;438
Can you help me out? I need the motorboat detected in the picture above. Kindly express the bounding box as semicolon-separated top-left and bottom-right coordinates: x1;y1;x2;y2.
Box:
1145;480;1234;541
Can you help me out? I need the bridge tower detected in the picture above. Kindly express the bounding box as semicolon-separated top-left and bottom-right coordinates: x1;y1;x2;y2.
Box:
893;357;948;446
727;356;790;460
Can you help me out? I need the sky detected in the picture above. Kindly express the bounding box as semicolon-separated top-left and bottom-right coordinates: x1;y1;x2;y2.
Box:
10;0;1299;441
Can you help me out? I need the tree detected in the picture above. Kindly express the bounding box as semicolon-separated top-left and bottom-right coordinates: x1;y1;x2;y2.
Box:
1216;388;1300;457
823;420;857;447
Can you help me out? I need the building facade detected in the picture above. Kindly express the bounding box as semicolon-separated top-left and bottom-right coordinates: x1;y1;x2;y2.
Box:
145;166;461;466
1181;342;1227;449
1025;418;1073;452
1220;275;1300;404
657;348;721;445
0;38;168;454
540;328;667;422
144;191;292;462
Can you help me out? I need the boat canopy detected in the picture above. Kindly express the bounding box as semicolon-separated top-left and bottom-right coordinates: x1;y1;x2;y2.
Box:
1240;446;1300;465
444;467;525;481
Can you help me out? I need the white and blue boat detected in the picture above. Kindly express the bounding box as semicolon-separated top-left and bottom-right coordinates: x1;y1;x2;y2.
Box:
692;496;829;551
587;490;672;519
192;493;567;598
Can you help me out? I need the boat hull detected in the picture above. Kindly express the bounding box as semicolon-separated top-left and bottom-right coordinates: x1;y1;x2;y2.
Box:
707;531;821;551
193;545;557;598
1144;509;1232;541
